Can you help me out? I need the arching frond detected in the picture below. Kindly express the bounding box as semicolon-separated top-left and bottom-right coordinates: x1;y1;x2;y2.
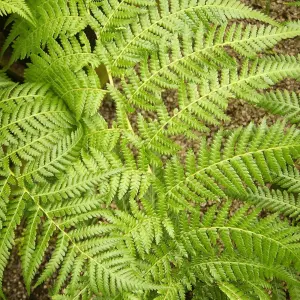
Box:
0;83;76;175
0;193;25;293
0;0;33;22
163;122;300;210
25;33;101;83
238;187;300;220
20;194;154;298
103;21;298;74
137;56;300;155
272;166;300;193
258;90;300;124
1;0;89;61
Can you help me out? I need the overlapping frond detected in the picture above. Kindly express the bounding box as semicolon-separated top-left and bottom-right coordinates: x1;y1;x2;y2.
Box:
0;0;33;22
258;89;300;124
139;202;300;298
240;187;300;220
110;30;300;116
24;35;106;120
1;0;89;61
103;20;298;74
272;166;300;193
137;56;300;155
163;122;300;210
0;0;300;299
89;0;156;39
0;83;76;175
25;33;101;83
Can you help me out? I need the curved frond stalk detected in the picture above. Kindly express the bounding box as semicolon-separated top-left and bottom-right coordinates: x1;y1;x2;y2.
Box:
111;28;300;112
258;90;300;124
104;21;298;73
164;122;300;210
138;56;300;155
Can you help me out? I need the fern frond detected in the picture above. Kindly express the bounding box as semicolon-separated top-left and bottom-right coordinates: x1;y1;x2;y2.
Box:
237;187;300;220
21;194;153;297
104;21;298;73
272;166;300;193
0;84;76;175
90;0;156;39
258;90;300;124
218;282;250;300
193;283;227;299
0;175;15;229
111;30;300;114
17;126;83;185
163;122;300;210
25;33;101;83
0;0;300;298
28;64;106;120
0;0;33;22
137;56;300;155
189;256;300;291
0;193;25;292
1;0;89;61
30;148;130;202
141;202;300;298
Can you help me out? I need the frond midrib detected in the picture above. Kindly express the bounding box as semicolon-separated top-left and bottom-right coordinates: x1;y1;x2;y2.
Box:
26;192;151;291
112;3;279;66
145;62;300;145
0;109;70;131
127;30;299;103
166;143;300;196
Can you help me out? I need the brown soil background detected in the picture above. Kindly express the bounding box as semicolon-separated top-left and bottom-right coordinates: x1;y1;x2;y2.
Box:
1;0;300;299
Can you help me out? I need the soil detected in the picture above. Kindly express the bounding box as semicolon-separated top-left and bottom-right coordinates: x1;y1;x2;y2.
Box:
1;0;299;299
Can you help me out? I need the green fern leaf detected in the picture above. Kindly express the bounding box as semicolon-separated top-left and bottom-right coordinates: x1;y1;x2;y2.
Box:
238;187;300;220
0;193;25;292
0;0;33;22
258;90;300;124
164;122;300;210
1;0;89;61
272;166;300;193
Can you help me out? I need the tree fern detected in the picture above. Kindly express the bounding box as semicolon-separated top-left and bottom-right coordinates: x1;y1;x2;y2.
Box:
0;0;300;299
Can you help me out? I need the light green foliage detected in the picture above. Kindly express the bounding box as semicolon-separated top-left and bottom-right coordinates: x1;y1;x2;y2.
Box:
0;0;300;299
0;0;33;22
259;89;300;124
